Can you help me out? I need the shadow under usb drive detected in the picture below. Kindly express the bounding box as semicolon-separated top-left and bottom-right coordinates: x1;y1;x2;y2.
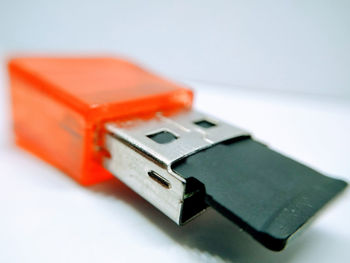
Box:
89;179;333;263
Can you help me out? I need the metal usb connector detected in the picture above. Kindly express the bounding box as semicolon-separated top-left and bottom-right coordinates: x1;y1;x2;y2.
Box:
103;108;347;251
103;110;249;224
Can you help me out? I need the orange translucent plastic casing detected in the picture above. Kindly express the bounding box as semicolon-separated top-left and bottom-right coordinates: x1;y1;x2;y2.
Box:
9;57;193;185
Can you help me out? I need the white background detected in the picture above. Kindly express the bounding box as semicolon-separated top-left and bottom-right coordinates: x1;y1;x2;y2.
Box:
0;1;349;262
1;0;350;98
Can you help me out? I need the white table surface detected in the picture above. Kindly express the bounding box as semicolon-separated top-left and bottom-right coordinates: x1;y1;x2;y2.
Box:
0;74;349;262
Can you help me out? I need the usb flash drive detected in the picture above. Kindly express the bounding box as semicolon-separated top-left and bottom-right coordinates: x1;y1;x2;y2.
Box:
8;57;347;251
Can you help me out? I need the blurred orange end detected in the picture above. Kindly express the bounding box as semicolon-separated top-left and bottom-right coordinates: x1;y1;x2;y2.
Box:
9;57;193;185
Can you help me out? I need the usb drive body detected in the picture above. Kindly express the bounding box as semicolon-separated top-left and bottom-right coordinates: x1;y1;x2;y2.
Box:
9;57;347;251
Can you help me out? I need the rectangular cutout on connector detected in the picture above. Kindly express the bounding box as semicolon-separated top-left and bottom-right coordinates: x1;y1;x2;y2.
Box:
193;119;216;128
147;130;178;144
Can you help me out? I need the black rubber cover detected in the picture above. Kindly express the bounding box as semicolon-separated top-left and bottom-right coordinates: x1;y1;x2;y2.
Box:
172;137;347;251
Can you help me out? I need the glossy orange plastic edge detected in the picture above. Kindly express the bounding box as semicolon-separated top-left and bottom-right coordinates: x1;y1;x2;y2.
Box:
9;57;193;185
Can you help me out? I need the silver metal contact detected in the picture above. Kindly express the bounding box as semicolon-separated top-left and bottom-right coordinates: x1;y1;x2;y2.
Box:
103;110;249;224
